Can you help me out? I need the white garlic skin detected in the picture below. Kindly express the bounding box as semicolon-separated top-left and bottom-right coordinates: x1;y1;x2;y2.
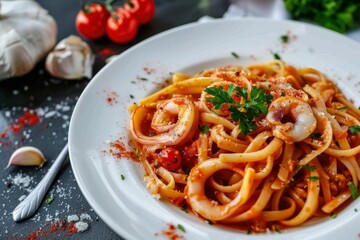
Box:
6;146;46;169
0;0;57;80
45;35;94;80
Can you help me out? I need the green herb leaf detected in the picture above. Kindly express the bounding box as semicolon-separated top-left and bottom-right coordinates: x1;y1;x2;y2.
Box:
310;132;321;139
307;176;319;181
135;148;141;158
231;51;240;59
350;182;359;199
273;53;281;60
247;229;251;235
338;106;347;110
205;85;272;136
302;164;315;171
45;197;54;204
281;35;289;43
330;213;337;218
284;0;360;33
130;94;134;99
180;205;188;213
274;225;281;233
349;125;360;134
139;77;148;81
177;224;186;233
199;124;210;134
121;174;125;180
204;85;235;109
205;220;213;225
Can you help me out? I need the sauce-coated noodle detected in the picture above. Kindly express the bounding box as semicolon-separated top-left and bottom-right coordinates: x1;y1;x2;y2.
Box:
129;60;360;233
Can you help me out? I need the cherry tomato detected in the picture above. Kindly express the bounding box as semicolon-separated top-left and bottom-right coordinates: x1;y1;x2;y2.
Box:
124;0;155;25
158;148;182;171
106;8;139;44
75;3;109;39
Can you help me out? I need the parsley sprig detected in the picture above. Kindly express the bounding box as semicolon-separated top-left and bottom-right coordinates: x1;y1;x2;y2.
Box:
349;125;360;134
350;182;359;199
204;84;272;136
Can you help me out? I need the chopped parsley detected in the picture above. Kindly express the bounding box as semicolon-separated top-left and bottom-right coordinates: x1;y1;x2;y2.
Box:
121;174;125;180
135;148;141;158
350;182;359;199
177;224;186;233
199;124;210;134
205;220;213;225
139;77;148;81
281;35;289;43
310;132;321;139
204;84;272;136
337;106;347;110
246;229;251;235
45;197;55;204
330;213;337;219
307;176;319;181
231;51;240;59
130;94;134;99
349;125;360;134
184;175;188;182
180;204;188;213
274;225;281;233
273;53;281;60
355;208;358;212
302;164;315;171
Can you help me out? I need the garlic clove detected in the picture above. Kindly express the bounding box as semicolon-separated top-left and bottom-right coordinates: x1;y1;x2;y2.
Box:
0;0;57;81
5;146;46;169
45;35;94;80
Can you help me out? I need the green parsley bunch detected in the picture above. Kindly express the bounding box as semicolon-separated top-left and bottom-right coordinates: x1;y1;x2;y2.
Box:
284;0;360;33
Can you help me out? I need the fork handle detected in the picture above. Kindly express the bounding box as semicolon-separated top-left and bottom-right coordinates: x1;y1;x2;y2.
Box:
12;144;68;222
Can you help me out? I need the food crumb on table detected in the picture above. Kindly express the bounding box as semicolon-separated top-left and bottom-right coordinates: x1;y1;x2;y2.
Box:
75;221;89;232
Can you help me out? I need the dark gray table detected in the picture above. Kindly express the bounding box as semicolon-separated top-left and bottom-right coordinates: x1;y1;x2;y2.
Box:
0;0;229;239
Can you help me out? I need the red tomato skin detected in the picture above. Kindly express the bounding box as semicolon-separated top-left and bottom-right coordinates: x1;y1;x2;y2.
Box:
106;8;139;44
158;148;182;171
76;4;109;39
124;0;155;25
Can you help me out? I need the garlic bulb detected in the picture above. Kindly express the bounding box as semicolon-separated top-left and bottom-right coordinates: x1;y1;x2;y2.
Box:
6;146;46;168
45;35;94;80
0;0;57;81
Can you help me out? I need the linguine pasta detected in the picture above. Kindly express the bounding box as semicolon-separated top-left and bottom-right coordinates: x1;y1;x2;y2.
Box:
129;60;360;233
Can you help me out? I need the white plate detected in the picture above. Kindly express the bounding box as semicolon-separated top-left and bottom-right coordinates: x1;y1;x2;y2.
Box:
69;18;360;240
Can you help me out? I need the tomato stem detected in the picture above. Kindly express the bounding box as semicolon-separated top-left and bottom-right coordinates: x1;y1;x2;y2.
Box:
79;0;91;14
104;0;115;13
111;12;119;21
127;0;134;8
